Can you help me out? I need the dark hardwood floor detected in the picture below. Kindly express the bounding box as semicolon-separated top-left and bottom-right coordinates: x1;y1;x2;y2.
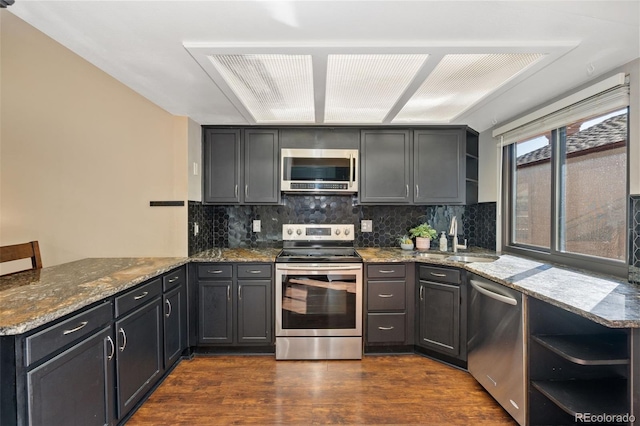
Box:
128;354;517;425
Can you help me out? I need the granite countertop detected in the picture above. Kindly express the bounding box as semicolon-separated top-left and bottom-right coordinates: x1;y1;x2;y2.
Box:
190;247;281;262
0;257;188;335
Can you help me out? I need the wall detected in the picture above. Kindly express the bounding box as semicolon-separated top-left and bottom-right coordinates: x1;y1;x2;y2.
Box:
187;118;202;202
0;11;188;273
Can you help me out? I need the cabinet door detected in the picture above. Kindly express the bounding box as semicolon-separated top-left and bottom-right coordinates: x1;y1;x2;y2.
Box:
27;327;115;426
163;284;186;369
236;280;272;344
198;281;233;344
115;298;163;419
418;280;460;356
203;129;241;203
244;129;279;204
360;130;411;203
413;129;465;204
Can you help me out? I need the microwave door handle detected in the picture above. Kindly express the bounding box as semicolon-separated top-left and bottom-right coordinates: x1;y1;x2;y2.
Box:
349;153;353;188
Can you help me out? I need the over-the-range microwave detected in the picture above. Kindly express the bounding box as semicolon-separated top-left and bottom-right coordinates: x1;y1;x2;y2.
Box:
280;148;358;194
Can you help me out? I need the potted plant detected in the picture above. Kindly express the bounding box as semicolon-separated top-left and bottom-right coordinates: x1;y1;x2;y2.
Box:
397;234;414;250
409;223;437;250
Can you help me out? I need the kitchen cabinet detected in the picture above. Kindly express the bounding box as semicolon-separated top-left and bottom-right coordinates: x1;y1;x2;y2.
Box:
364;263;415;350
416;265;467;367
528;297;633;425
203;128;279;205
114;279;163;420
359;127;478;205
162;267;188;369
24;303;114;426
198;263;273;347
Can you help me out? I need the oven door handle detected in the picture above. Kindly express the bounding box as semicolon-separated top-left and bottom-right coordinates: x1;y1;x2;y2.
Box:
277;265;362;271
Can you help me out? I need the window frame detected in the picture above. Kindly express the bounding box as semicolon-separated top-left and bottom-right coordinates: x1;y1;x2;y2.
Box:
502;109;630;278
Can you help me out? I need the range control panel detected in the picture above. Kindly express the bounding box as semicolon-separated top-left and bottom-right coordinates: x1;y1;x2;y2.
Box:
282;224;355;241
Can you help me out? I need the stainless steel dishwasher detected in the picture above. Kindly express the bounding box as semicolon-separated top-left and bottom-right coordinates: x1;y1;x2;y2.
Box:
467;274;526;426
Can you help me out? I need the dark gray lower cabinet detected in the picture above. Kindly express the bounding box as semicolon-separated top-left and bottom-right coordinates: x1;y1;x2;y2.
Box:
115;297;163;418
199;281;233;344
163;284;187;368
27;327;115;426
417;265;466;363
237;280;271;344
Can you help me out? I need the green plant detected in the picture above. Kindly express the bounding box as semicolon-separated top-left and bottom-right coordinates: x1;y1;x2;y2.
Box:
409;223;437;240
397;234;413;245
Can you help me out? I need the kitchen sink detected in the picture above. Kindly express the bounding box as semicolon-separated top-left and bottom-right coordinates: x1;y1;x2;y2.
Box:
414;252;450;259
446;254;499;263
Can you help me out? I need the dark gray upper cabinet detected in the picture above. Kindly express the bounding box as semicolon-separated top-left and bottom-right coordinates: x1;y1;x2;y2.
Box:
360;127;478;205
414;129;465;204
280;128;359;149
244;129;279;204
203;128;279;205
360;129;412;203
203;129;241;204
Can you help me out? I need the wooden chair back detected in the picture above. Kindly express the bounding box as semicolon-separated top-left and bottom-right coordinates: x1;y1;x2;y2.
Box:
0;241;43;275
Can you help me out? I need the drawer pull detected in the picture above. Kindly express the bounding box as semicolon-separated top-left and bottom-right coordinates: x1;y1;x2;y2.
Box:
227;285;231;301
106;336;115;360
430;272;447;278
248;270;262;274
378;326;395;331
133;291;149;300
208;270;223;274
62;321;88;335
165;299;172;318
378;293;394;298
378;270;396;274
119;328;127;352
168;276;180;283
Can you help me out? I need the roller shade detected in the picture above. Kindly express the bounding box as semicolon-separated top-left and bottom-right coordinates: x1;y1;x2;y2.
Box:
493;73;629;146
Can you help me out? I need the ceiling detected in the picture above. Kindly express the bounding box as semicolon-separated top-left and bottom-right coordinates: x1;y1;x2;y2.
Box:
8;1;640;132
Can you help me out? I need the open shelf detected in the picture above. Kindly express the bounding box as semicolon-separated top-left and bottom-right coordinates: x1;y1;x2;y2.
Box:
532;378;628;417
532;334;629;366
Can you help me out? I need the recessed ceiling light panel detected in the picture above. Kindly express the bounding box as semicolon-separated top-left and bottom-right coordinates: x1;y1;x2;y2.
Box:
393;53;545;123
324;54;428;123
208;54;314;123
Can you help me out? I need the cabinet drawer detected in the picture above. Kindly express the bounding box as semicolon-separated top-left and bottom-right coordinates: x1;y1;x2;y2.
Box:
419;265;460;284
367;281;406;311
367;314;406;343
367;264;406;279
25;302;112;366
163;266;186;292
198;264;233;279
115;278;162;317
237;264;272;278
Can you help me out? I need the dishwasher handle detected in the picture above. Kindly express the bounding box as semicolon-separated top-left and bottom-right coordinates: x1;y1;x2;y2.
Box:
470;279;518;306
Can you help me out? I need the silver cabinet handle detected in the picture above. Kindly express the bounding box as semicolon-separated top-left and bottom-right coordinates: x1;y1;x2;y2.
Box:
208;269;223;274
245;185;249;198
106;336;115;361
420;285;424;301
118;327;127;352
133;291;148;300
238;285;242;300
378;270;395;274
168;276;179;283
430;272;447;278
63;321;88;335
406;185;409;198
165;299;172;318
416;185;420;198
235;185;238;198
227;285;231;301
249;270;262;274
378;326;395;331
378;294;394;298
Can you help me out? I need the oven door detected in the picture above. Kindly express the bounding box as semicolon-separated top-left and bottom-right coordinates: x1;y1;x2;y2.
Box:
275;263;362;337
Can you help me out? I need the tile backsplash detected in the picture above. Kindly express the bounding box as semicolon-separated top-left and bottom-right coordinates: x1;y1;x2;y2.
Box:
188;195;497;254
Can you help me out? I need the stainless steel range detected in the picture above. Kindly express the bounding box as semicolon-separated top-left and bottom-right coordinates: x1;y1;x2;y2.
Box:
275;224;363;360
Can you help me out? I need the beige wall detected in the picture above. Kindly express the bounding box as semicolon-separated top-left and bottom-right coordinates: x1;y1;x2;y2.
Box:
0;11;188;273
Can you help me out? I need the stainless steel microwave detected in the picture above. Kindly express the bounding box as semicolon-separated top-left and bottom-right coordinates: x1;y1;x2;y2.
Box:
280;148;358;193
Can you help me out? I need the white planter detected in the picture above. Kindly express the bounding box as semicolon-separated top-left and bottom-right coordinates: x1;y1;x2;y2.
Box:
415;237;431;251
400;243;414;251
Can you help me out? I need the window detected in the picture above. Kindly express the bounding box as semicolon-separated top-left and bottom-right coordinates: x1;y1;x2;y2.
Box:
505;108;628;274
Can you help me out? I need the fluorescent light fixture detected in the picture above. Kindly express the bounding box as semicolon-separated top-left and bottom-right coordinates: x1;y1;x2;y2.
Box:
324;54;428;123
208;54;314;123
393;53;545;123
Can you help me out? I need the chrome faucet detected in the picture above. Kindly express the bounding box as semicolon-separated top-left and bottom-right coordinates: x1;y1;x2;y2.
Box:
448;216;467;253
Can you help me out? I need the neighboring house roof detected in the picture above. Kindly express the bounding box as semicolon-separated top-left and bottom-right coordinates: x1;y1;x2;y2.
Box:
516;114;627;166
